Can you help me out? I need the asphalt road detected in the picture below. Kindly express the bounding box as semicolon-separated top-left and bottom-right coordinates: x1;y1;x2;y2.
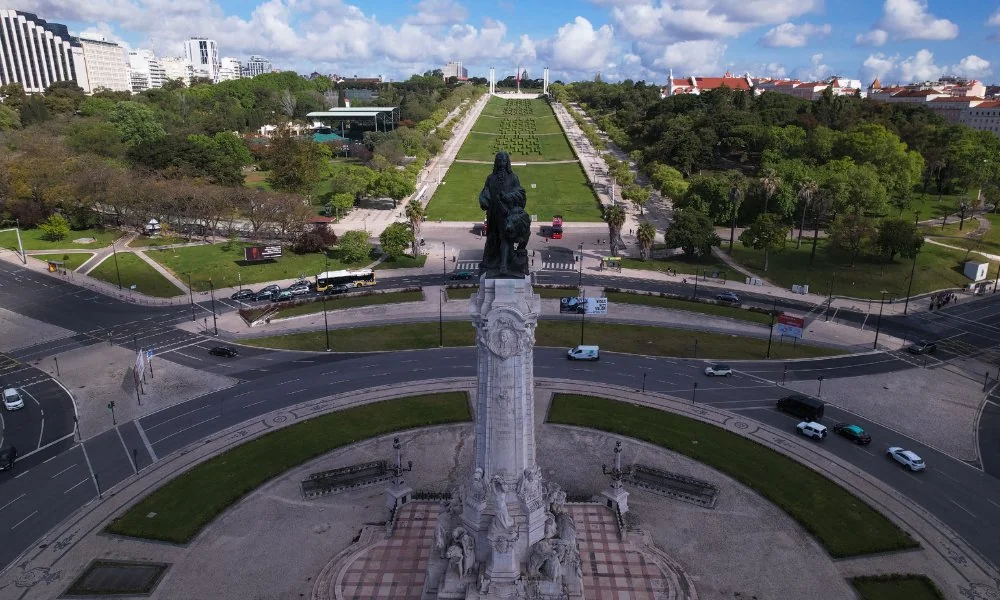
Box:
3;256;1000;574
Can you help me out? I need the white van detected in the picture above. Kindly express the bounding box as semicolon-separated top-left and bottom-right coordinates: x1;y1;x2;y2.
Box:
567;345;600;361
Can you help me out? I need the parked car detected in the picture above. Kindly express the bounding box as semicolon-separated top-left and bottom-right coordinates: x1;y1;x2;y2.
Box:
2;387;25;411
323;284;352;295
450;271;475;280
260;284;280;294
231;289;255;301
776;394;825;421
272;290;294;302
0;446;15;471
832;423;872;445
887;447;926;471
704;364;733;377
254;289;276;301
796;421;828;440
715;292;741;304
209;346;239;358
907;341;937;355
287;285;310;296
290;279;312;289
567;345;600;361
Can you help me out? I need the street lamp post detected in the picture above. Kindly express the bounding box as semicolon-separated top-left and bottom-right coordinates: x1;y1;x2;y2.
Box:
766;296;777;359
322;256;330;352
817;375;825;398
111;242;123;291
209;278;219;336
903;247;920;315
440;242;446;347
873;290;890;350
187;273;196;322
825;272;836;321
579;243;586;345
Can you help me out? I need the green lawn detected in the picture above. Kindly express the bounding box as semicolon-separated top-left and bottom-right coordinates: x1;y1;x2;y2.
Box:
105;393;470;543
922;212;1000;255
729;238;993;299
898;191;976;224
426;162;601;222
31;253;94;271
850;575;944;600
471;115;564;135
89;252;183;298
128;235;186;248
480;96;554;118
244;320;840;359
273;291;424;319
549;395;918;557
457;96;576;163
605;292;773;325
146;243;369;292
375;254;427;270
620;254;730;277
0;227;121;251
446;286;478;300
456;132;576;162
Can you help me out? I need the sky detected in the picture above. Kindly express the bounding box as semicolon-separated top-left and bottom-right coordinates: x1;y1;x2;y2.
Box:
10;0;1000;85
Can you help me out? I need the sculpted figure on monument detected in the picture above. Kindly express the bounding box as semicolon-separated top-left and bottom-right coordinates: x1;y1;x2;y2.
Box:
490;474;515;531
468;467;488;504
517;465;544;507
543;512;558;539
446;543;465;577
458;527;477;577
527;540;561;582
545;482;567;515
478;151;530;277
434;503;452;559
448;485;464;516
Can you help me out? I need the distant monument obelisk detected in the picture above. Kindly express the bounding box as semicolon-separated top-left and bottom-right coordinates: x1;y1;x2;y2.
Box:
433;152;583;599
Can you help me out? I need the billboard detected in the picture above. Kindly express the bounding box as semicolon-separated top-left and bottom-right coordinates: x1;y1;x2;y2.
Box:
775;313;805;339
560;297;608;315
244;245;283;262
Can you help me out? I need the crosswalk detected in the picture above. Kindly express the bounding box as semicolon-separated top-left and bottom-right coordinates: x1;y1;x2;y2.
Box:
454;259;578;272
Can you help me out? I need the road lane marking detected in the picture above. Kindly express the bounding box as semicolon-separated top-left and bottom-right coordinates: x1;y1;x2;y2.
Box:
242;398;270;409
36;417;44;450
0;493;24;511
49;464;77;479
14;470;28;478
933;468;960;483
43;454;58;464
276;378;301;386
988;498;1000;510
233;391;252;398
63;477;90;494
143;404;213;432
134;420;158;462
948;498;977;518
10;510;37;530
289;388;308;394
117;426;137;474
152;416;220;445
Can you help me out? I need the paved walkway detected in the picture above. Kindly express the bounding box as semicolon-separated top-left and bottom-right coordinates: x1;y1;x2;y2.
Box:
1;378;995;599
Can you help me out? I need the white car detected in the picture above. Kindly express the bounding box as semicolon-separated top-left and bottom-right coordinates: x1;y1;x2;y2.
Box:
2;387;25;411
704;364;733;377
887;447;925;471
796;421;828;440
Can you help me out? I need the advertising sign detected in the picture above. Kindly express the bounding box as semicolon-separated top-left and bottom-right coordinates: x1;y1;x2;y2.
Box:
135;351;145;378
559;297;608;315
244;245;283;262
586;297;608;315
775;313;805;339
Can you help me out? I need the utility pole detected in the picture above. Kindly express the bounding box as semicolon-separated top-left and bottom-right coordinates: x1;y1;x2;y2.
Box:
579;243;586;345
873;290;890;350
903;248;920;315
111;242;123;290
187;273;196;321
440;242;446;347
323;256;331;352
825;272;836;321
209;278;219;336
766;296;777;359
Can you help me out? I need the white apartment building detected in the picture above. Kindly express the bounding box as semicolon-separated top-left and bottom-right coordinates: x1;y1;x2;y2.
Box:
184;37;219;82
241;55;272;78
78;35;130;93
442;61;467;80
160;56;192;86
0;10;82;93
961;101;1000;136
128;49;166;93
218;56;241;81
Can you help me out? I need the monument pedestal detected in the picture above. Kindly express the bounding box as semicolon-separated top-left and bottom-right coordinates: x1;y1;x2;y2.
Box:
601;486;630;515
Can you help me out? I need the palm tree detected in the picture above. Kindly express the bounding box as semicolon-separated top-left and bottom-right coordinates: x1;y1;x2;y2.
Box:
727;172;746;252
796;180;817;249
636;221;657;261
760;170;780;214
405;198;425;256
809;188;834;266
604;204;626;257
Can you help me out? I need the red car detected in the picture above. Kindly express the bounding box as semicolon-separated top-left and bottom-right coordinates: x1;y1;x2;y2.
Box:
551;215;564;239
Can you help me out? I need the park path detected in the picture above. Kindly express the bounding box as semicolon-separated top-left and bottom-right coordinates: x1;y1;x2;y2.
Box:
78;232;135;275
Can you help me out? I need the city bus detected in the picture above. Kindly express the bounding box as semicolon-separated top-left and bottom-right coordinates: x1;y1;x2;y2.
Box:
315;268;376;291
551;215;564;239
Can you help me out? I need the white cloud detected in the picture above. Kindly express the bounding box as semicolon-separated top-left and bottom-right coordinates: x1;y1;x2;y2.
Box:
859;49;986;84
989;9;1000;27
759;22;831;47
857;0;959;44
646;39;728;76
746;61;787;78
793;53;831;81
951;55;992;79
536;17;617;72
855;28;889;46
404;0;468;26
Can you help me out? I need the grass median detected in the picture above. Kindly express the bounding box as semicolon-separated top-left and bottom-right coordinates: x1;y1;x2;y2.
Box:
850;575;944;600
105;393;471;543
273;290;424;319
0;227;121;251
605;291;773;326
244;320;840;359
31;253;94;271
549;394;918;558
89;252;182;298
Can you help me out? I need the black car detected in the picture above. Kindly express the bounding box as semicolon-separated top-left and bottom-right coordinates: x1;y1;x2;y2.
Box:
254;290;276;301
716;292;741;304
450;271;475;280
260;284;280;294
907;341;937;355
323;284;352;295
832;423;872;445
272;290;294;302
0;446;17;471
209;346;239;358
231;289;255;301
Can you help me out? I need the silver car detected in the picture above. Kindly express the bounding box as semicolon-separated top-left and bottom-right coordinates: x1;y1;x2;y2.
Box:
887;447;925;471
3;387;25;410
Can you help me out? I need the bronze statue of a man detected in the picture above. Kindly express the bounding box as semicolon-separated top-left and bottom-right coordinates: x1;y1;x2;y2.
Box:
479;151;530;277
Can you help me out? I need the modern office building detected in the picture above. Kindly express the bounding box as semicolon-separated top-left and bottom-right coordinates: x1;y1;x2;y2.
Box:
218;56;241;81
128;48;166;93
78;35;130;92
0;9;82;93
241;55;272;78
442;61;468;81
160;56;192;86
183;37;219;82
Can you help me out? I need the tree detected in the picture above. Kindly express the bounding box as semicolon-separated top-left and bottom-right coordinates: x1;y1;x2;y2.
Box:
621;184;650;215
809;188;834;265
648;162;688;199
875;218;923;262
66;121;125;158
726;172;746;251
829;211;876;267
266;130;324;194
39;213;70;241
603;204;626;256
280;89;297;117
0;105;20;131
405;198;425;256
795;179;817;249
380;221;414;259
110;102;166;147
663;208;719;257
739;213;787;271
338;230;372;262
19;94;48;126
370;169;416;209
759;169;780;214
636;221;657;261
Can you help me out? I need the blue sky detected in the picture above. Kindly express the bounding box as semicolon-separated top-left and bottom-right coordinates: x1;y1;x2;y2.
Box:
12;0;1000;84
